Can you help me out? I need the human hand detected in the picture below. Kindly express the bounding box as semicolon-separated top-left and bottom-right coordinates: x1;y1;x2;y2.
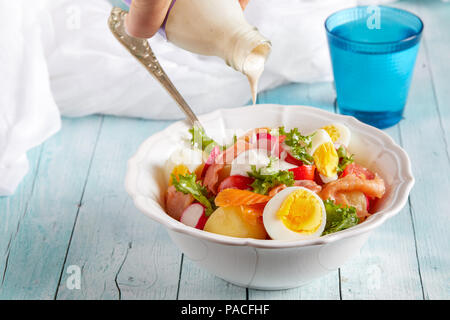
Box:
125;0;250;39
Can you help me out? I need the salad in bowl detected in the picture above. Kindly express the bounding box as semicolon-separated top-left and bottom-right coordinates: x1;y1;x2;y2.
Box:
126;105;413;289
165;123;386;241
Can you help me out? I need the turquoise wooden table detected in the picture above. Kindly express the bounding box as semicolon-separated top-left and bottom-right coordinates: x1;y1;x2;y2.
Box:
1;0;449;300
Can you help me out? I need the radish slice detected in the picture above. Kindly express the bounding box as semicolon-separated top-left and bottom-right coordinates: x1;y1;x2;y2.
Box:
180;203;208;230
284;150;304;166
200;145;221;179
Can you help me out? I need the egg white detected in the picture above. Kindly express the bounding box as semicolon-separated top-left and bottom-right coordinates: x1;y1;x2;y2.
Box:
307;129;339;181
320;123;352;182
308;129;333;156
324;123;351;148
165;147;204;181
263;187;326;241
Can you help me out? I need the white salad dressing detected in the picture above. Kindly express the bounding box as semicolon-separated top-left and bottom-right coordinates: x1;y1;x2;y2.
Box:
230;149;296;177
244;45;270;104
163;0;271;104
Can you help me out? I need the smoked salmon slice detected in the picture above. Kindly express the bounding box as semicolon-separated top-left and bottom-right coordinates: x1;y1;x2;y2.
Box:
215;189;271;207
203;139;254;194
165;185;194;221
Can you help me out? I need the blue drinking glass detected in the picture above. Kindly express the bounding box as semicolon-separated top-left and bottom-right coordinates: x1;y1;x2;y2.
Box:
325;6;423;129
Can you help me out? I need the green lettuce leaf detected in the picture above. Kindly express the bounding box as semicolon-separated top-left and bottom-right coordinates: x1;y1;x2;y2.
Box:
247;162;294;195
322;199;359;235
336;146;354;175
171;173;216;216
189;126;218;151
189;126;238;153
278;126;315;165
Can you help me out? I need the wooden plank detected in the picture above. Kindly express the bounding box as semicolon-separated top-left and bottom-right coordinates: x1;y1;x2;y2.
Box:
414;0;450;148
0;146;42;294
389;0;450;300
178;257;246;300
55;116;181;300
249;271;340;300
0;116;103;299
256;82;336;110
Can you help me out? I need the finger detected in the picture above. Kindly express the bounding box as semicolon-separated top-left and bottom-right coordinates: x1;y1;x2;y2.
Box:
125;0;172;38
239;0;250;10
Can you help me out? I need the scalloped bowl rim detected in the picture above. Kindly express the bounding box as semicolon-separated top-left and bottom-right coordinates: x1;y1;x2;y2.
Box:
125;104;414;249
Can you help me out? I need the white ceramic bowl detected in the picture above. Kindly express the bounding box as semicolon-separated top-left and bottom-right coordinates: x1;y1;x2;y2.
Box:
125;104;414;290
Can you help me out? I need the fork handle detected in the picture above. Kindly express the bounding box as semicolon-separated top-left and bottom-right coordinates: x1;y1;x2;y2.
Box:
108;7;203;129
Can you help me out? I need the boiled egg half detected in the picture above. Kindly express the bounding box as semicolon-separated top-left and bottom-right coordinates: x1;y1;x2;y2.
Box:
263;187;326;240
322;123;351;148
308;129;339;183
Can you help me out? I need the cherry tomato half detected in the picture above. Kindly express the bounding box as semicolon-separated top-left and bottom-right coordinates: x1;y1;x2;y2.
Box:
288;165;316;181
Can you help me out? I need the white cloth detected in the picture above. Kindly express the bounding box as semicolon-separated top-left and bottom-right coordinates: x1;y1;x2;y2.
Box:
49;0;358;119
0;0;60;195
0;0;396;196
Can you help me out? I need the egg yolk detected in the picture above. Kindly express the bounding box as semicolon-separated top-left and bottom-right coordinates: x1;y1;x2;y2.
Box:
313;142;339;177
276;189;323;234
322;125;340;143
169;164;190;185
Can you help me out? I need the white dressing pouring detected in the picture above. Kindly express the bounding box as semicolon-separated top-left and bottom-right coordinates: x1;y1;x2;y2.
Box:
244;44;271;104
163;0;271;104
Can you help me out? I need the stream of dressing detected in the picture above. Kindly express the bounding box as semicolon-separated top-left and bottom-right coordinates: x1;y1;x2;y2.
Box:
243;45;269;105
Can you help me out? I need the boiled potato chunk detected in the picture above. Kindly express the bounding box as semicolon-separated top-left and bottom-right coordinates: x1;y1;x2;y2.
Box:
204;206;267;239
337;190;368;219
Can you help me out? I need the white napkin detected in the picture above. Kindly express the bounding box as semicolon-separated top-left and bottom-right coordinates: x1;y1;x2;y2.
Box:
0;0;396;196
0;0;60;196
